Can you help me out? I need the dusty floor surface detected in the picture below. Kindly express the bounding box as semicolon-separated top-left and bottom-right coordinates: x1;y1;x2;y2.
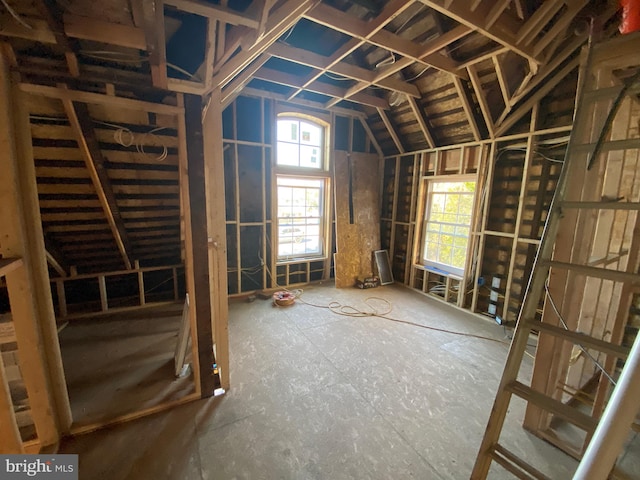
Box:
60;282;638;479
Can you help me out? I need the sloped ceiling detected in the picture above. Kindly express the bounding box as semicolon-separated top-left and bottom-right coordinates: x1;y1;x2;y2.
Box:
0;0;620;273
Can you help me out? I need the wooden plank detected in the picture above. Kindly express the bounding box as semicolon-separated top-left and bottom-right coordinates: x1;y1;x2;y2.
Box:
517;0;564;46
452;75;481;141
407;97;435;148
377;107;404;154
0;258;24;277
203;88;230;390
63;14;147;49
0;57;70;446
164;0;260;27
529;319;630;360
35;0;80;76
268;42;419;98
184;94;219;396
221;54;271;107
540;260;640;284
211;0;317;90
468;65;494;137
485;0;511;29
61;98;134;270
98;275;108;311
252;66;389;109
20;83;182;115
533;1;589;58
496;57;580;136
142;0;168;89
417;0;541;64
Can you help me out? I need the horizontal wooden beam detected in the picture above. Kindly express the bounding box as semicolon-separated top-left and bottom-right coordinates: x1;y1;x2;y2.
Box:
211;0;317;89
303;2;464;77
63;14;147;50
253;67;389;109
268;42;420;97
164;0;260;28
20;83;183;115
417;0;541;64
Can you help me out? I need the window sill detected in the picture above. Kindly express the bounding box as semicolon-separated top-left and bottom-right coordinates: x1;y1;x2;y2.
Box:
277;256;327;265
414;263;463;281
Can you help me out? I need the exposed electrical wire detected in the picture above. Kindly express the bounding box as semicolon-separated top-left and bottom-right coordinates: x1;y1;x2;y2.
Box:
1;0;32;29
544;281;617;386
94;120;169;162
79;50;201;82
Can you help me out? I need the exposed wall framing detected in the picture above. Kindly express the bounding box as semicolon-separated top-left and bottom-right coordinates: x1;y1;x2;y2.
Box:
222;93;381;295
384;124;572;319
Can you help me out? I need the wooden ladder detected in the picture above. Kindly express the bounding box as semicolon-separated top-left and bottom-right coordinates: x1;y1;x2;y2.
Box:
471;33;640;479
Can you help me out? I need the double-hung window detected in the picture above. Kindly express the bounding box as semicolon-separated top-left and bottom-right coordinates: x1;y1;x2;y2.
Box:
275;116;328;261
422;179;476;276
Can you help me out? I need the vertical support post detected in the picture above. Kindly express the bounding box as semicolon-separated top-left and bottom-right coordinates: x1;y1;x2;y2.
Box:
573;332;640;480
203;88;230;390
98;275;108;312
173;266;179;301
0;56;71;445
56;280;67;318
185;93;219;396
135;260;145;306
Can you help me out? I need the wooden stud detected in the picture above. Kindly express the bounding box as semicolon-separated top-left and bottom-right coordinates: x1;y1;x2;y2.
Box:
55;280;67;318
211;0;317;90
203;89;230;390
407;96;435;148
418;0;541;65
452;75;481;142
468;66;494;138
142;0;168;89
184;94;219;396
98;275;108;311
377;107;404;154
61;97;134;270
0;58;71;446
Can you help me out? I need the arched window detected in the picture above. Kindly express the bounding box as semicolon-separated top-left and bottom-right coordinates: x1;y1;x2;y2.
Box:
275;115;328;260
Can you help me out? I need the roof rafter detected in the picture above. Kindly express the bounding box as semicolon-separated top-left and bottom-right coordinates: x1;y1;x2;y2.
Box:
303;2;464;78
211;0;318;90
61;97;134;270
377;107;404;154
253;66;389;109
407;96;435;148
417;0;541;65
268;42;420;98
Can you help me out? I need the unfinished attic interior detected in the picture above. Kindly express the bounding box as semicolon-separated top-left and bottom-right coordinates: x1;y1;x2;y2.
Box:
1;0;640;478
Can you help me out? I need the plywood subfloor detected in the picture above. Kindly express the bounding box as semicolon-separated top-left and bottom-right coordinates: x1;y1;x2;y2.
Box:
58;302;195;428
59;283;638;479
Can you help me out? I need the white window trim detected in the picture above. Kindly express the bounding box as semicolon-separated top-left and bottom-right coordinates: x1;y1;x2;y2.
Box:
274;113;331;264
421;175;476;277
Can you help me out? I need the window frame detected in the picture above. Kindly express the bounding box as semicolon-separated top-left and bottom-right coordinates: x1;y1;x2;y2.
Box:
421;176;477;277
274;113;331;263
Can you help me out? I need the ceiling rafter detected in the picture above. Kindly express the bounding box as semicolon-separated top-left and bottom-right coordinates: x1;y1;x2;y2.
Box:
406;96;435;148
285;0;415;102
61;96;134;270
221;54;271;107
417;0;541;65
142;0;168;89
467;65;494;138
303;2;465;78
163;0;260;28
268;42;419;98
211;0;318;90
253;66;389;109
377;107;404;154
35;0;79;76
495;56;579;136
323;24;470;109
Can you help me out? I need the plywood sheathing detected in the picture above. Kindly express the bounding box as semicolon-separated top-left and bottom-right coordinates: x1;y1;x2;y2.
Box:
334;151;380;288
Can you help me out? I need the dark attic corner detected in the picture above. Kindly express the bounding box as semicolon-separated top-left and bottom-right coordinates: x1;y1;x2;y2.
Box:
0;0;640;479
